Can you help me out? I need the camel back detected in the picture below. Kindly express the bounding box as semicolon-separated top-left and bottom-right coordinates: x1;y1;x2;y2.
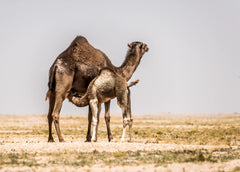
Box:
59;36;113;68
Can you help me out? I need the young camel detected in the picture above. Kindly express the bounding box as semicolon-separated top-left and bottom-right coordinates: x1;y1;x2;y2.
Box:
68;68;139;142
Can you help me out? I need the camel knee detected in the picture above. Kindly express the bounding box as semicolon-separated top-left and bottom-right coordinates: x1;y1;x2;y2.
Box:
52;114;60;123
105;116;110;123
123;118;128;128
123;118;133;127
129;119;133;127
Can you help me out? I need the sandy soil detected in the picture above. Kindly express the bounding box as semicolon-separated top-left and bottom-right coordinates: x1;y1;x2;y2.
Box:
0;141;239;172
1;161;240;172
0;114;240;172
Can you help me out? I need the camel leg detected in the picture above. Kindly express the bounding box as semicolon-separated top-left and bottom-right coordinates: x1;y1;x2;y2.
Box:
120;114;132;142
85;106;92;142
128;119;133;142
51;67;73;142
118;89;131;142
90;99;99;142
121;107;128;142
52;95;65;142
95;104;101;141
92;103;101;142
47;93;55;142
104;101;113;142
127;88;133;142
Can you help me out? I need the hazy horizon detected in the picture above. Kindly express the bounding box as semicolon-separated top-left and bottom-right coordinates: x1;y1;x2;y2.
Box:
0;0;240;115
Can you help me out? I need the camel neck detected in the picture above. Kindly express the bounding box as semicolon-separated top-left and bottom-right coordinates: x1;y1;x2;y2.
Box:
117;53;142;81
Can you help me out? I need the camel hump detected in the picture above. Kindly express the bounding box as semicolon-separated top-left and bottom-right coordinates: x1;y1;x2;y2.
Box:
74;35;88;44
66;36;113;67
69;35;89;48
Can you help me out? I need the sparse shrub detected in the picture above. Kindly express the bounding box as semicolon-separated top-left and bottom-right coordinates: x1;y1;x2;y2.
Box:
113;151;125;157
197;151;205;161
233;166;240;172
156;130;163;135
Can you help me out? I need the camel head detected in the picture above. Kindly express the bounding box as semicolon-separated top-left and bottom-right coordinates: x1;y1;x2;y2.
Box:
127;42;149;57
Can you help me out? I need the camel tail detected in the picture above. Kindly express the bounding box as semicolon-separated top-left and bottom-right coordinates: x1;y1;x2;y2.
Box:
45;65;57;101
68;93;89;107
45;90;51;101
128;79;140;88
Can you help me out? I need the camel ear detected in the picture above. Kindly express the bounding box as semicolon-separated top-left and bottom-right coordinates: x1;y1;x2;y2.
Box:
145;45;149;52
128;43;132;48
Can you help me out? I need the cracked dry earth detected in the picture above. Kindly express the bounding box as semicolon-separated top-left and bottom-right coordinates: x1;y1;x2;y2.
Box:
0;114;240;172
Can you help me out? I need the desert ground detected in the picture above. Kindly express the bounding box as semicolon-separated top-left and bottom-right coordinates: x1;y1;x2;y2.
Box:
0;113;240;172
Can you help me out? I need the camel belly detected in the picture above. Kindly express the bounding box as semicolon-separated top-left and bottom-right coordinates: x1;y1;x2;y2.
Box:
72;63;100;95
71;73;93;96
98;93;116;104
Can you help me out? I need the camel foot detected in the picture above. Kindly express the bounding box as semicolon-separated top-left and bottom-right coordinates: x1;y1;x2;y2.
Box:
108;136;114;142
109;138;115;142
86;135;91;142
120;138;125;142
48;138;55;142
91;137;97;142
59;139;65;142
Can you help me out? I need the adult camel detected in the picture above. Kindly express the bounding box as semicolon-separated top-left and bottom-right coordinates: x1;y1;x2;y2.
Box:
46;36;148;142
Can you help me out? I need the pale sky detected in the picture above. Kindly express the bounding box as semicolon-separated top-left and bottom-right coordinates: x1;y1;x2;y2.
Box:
0;0;240;115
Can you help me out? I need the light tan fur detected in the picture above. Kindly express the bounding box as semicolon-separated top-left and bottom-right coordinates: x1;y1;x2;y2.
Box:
68;68;138;142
